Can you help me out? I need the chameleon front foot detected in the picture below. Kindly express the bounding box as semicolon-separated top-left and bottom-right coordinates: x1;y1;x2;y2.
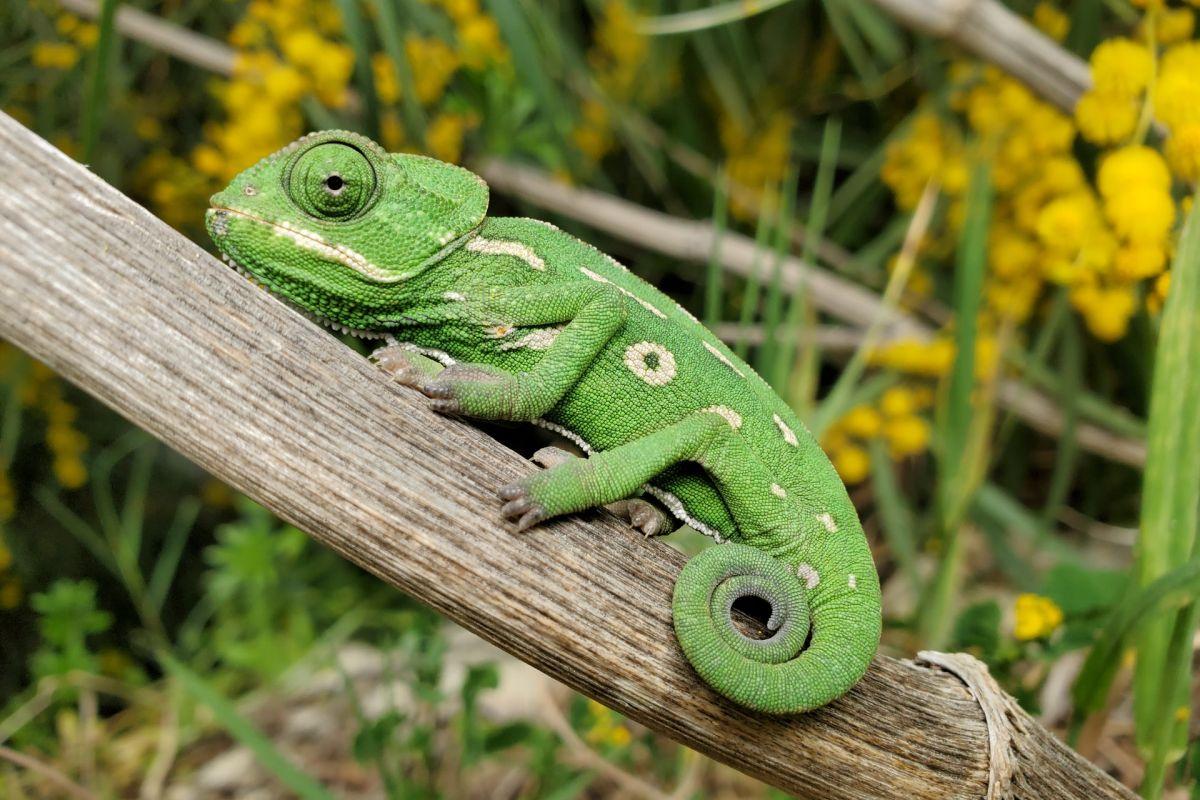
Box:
418;363;532;418
370;343;441;388
606;498;675;538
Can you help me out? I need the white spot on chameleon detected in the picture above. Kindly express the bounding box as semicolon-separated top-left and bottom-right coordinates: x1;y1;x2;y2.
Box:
816;512;838;533
797;563;819;590
771;483;787;499
773;413;799;446
701;405;742;429
437;230;457;246
443;291;466;301
498;326;562;351
579;267;668;318
624;342;676;386
466;236;546;270
702;341;746;378
848;574;858;590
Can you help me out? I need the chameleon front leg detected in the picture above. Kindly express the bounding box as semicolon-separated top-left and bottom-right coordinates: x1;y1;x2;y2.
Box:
410;283;627;420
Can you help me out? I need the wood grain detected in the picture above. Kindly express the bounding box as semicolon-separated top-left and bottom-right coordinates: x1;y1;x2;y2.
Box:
0;114;1134;799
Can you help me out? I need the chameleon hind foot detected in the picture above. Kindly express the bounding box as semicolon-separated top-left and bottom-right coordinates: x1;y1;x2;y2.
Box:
525;446;676;536
497;481;548;531
418;362;530;417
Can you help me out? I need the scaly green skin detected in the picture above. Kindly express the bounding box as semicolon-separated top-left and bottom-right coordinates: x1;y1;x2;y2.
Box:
205;130;882;714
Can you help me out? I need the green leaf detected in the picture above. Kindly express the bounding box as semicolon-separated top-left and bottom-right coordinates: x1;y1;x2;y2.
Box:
162;653;335;800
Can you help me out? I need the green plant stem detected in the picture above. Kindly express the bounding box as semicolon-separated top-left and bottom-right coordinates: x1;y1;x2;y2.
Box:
80;0;120;165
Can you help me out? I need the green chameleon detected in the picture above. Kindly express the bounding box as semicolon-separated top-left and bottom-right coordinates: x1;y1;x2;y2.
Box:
206;130;881;714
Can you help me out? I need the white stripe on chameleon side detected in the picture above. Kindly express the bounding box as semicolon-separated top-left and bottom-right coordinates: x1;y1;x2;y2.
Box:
466;236;546;270
702;341;746;378
578;267;668;319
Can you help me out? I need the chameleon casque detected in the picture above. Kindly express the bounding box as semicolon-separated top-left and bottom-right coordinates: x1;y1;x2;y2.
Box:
206;130;882;714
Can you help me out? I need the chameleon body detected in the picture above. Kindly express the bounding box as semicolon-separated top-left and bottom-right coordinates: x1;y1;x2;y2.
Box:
206;130;881;713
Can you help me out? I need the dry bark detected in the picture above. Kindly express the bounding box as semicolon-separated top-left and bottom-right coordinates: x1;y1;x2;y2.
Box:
0;113;1135;799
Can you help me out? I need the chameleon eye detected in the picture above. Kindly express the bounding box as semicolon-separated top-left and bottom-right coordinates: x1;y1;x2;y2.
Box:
289;142;377;219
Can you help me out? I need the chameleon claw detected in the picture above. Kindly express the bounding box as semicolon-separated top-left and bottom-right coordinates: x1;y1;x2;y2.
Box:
498;482;526;501
420;381;456;399
515;508;546;531
428;398;461;414
530;445;577;469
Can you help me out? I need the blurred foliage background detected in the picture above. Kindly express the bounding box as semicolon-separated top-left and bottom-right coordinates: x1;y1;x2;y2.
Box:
2;0;1200;796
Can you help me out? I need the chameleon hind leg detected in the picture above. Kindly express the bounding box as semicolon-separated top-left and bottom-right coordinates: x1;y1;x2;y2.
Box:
499;411;798;537
530;445;677;537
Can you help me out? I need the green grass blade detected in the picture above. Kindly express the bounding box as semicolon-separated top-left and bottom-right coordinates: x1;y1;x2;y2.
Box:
162;653;335;800
372;0;427;149
755;164;799;381
705;172;729;327
772;118;840;388
636;0;796;35
1134;195;1200;794
332;0;380;138
80;0;119;165
920;160;992;649
1074;560;1200;715
733;184;779;361
868;438;920;596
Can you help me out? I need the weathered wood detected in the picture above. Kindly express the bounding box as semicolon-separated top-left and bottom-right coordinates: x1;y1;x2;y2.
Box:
867;0;1091;113
0;114;1134;799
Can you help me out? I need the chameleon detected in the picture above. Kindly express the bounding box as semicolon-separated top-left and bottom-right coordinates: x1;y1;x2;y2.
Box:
205;130;882;714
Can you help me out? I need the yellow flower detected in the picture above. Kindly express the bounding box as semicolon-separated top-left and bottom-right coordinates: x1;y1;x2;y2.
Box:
833;445;870;484
1074;91;1138;146
1153;8;1195;44
1036;193;1094;254
1113;244;1167;281
841;405;884;439
1148;271;1171;315
880;386;917;418
1080;286;1137;341
1154;69;1200;130
53;456;88;490
263;65;307;103
1166;123;1200;182
426;112;476;163
1089;38;1153;97
1097;146;1171;198
1033;2;1070;41
0;536;11;569
572;100;615;163
1013;593;1063;640
404;36;461;106
456;14;508;70
884;415;931;458
1104;186;1176;244
870;338;956;377
372;54;401;105
31;42;79;70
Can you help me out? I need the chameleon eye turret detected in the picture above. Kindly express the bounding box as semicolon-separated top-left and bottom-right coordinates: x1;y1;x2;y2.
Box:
209;131;882;715
287;142;379;220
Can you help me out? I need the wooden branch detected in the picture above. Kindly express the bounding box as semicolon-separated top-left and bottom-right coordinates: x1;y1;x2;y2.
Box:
0;113;1136;800
867;0;1090;113
479;159;1148;468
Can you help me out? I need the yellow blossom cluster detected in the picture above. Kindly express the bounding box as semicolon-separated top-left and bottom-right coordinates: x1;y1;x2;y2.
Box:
432;0;509;72
720;113;794;220
29;13;98;71
583;699;632;747
822;386;934;484
883;51;1183;342
21;362;89;490
1013;593;1063;641
572;1;660;166
869;334;999;380
193;1;354;186
1158;42;1200;182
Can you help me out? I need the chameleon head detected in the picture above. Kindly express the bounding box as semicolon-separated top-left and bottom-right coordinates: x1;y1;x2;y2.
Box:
205;130;488;333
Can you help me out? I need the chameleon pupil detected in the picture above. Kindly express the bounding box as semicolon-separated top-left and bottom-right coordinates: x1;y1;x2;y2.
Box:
325;174;344;192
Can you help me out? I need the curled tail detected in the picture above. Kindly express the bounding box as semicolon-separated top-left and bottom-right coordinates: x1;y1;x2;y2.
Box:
672;539;881;713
